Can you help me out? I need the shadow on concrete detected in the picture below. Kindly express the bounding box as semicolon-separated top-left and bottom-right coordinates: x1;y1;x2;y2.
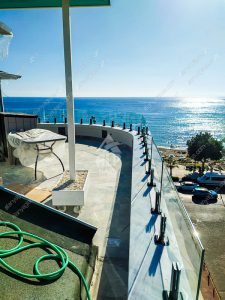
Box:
97;145;132;300
146;214;158;233
142;173;149;182
149;244;164;277
140;160;147;166
143;186;152;197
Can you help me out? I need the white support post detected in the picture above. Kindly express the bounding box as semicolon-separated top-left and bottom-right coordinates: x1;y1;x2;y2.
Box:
62;0;76;180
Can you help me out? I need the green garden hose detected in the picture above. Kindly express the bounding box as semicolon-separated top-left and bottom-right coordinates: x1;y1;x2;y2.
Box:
0;221;92;300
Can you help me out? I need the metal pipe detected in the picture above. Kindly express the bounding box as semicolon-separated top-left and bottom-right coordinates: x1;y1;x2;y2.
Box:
159;158;164;200
196;249;205;300
150;137;153;160
62;0;75;180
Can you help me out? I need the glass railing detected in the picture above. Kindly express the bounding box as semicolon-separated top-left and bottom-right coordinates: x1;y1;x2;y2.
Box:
150;138;163;190
12;109;204;298
7;106;146;130
147;134;204;299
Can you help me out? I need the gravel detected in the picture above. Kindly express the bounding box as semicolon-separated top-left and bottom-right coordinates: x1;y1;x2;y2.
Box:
54;170;88;191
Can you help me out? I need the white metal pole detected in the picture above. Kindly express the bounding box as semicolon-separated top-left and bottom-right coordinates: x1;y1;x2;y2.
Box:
62;0;76;180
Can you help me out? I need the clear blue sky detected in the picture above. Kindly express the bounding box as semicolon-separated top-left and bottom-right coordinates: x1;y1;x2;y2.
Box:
0;0;225;98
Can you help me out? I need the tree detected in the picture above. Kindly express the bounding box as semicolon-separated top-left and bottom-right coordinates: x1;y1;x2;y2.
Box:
187;132;223;173
167;154;177;176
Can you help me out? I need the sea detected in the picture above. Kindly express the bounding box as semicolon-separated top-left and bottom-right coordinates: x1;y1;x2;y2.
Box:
3;97;225;148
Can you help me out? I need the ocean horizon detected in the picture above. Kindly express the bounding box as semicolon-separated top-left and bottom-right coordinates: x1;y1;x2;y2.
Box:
3;97;225;148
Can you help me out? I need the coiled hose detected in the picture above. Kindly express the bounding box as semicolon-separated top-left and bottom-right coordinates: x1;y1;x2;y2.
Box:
0;221;92;300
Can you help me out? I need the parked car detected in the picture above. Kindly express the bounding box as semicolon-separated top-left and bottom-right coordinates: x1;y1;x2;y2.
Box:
192;187;218;201
197;172;225;187
182;172;200;183
177;181;199;192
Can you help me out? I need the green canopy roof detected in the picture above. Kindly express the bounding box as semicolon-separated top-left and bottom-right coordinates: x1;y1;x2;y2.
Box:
0;0;110;9
0;22;12;35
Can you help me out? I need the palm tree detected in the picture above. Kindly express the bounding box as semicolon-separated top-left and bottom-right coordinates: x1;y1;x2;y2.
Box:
167;154;177;177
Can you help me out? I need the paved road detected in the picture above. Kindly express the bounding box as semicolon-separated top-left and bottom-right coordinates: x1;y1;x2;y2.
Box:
179;191;225;300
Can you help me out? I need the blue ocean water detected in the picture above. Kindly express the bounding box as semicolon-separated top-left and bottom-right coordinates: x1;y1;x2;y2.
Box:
4;97;225;147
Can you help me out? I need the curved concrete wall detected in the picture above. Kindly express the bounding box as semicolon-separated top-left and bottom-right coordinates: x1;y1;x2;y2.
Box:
38;123;134;148
37;122;201;299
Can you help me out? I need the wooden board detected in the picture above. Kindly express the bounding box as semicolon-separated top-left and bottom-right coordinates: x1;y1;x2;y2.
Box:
25;188;51;203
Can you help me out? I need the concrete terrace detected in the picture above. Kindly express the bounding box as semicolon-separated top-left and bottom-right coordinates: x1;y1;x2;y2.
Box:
0;135;133;299
0;124;205;299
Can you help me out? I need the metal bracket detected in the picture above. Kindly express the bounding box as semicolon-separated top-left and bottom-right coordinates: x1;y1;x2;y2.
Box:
141;127;145;137
145;148;149;161
137;126;140;135
143;143;148;154
148;169;156;187
151;191;161;215
163;262;183;300
146;159;152;175
143;134;146;143
146;127;149;135
154;213;169;246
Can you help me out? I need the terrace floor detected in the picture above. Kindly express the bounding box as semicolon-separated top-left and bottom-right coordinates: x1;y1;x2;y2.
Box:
0;137;132;300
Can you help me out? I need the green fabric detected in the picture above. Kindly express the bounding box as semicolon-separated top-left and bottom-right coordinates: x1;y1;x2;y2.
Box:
0;0;110;9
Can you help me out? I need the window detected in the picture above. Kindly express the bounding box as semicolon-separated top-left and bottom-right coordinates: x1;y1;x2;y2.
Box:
211;177;225;182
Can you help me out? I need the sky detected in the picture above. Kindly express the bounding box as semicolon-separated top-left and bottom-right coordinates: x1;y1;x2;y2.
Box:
0;0;225;98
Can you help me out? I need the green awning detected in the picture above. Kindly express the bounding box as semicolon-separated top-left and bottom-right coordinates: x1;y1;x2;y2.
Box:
0;0;110;9
0;22;12;35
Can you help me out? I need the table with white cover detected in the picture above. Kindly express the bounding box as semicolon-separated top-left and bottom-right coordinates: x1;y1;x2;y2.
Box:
8;129;67;180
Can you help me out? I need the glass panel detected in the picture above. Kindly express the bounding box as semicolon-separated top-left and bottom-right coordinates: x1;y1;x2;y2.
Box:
4;98;146;127
153;139;204;299
149;136;162;189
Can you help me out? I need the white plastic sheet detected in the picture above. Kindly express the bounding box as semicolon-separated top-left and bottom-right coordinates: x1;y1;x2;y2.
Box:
8;129;66;167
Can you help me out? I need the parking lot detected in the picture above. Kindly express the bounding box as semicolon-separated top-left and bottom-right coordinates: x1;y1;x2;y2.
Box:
179;190;225;299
